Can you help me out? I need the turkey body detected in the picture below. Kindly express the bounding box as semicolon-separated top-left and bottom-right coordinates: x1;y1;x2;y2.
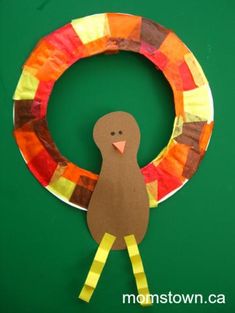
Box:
87;111;149;250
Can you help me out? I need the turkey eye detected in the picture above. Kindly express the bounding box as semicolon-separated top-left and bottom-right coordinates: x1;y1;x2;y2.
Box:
119;130;123;135
110;131;115;136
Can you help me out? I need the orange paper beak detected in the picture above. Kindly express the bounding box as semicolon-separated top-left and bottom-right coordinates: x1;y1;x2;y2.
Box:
112;141;126;154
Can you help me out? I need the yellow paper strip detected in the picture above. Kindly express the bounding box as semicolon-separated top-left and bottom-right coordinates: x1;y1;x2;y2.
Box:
79;233;116;302
124;235;152;306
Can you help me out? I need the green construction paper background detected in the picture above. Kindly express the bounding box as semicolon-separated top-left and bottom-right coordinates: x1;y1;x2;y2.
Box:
0;0;234;312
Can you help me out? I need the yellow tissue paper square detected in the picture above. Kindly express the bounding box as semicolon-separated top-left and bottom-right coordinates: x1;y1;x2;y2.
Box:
71;13;110;44
146;180;158;208
13;70;39;100
47;177;76;200
183;85;213;122
184;53;207;87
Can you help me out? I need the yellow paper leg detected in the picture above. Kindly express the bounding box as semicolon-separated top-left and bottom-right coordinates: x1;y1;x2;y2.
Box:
124;235;152;306
79;233;116;303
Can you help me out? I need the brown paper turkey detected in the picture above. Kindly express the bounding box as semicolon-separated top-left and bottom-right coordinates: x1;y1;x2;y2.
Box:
79;111;152;305
87;111;149;250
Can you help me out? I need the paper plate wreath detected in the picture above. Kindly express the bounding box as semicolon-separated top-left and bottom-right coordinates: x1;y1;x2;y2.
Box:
13;13;214;306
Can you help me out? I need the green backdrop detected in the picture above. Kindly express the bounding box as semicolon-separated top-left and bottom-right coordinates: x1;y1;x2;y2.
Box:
0;0;234;312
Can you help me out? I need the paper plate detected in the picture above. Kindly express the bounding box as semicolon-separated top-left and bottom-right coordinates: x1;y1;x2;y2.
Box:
13;13;214;210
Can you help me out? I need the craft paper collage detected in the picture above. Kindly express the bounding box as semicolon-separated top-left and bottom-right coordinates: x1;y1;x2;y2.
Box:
2;2;234;312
